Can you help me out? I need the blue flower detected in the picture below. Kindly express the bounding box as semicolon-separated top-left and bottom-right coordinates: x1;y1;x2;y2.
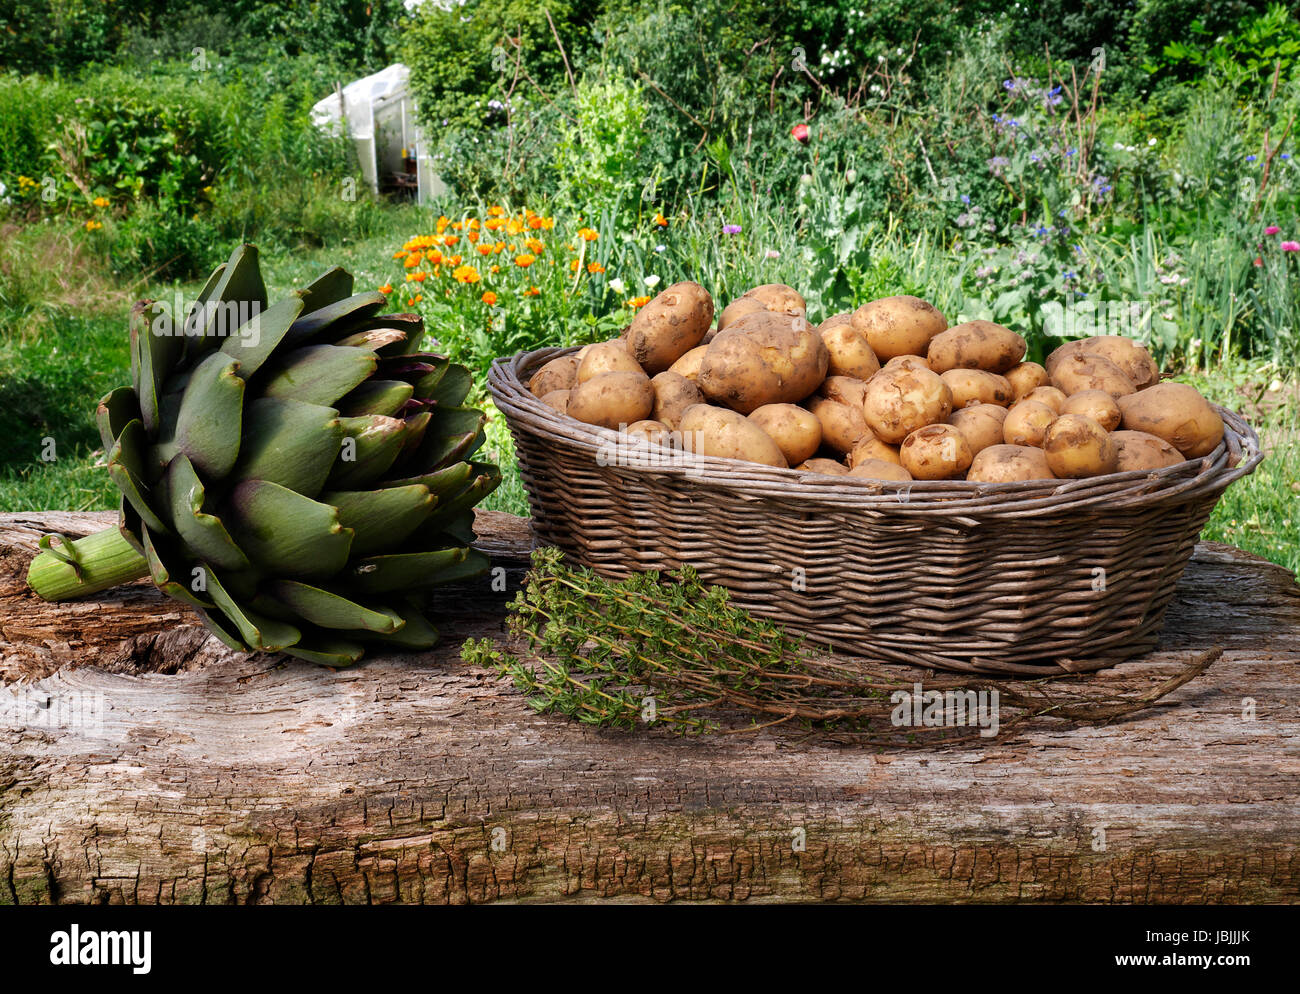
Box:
1246;155;1257;162
960;194;970;204
1067;147;1077;157
1282;153;1292;160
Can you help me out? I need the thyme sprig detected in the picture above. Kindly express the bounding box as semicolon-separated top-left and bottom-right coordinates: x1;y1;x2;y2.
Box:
462;548;1219;739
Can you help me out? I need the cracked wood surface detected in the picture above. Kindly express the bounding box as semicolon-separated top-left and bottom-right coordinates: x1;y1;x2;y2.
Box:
1;509;1298;905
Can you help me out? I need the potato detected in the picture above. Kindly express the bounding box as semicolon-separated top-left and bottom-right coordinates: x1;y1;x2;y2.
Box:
819;313;881;380
624;281;714;374
900;423;973;480
668;344;708;382
884;355;932;373
796;457;850;476
861;365;954;444
1047;336;1159;390
679;403;787;467
1005;361;1050;401
926;320;1026;374
850;295;948;361
848;436;903;467
748;404;822;466
1060;389;1121;431
1049;352;1136;399
848;458;913;482
566;371;654;430
1043;414;1119;478
716;296;767;333
697;311;829;413
819;375;869;410
529;354;580;397
625;419;672;446
1116;382;1224;458
807;395;870;453
1024;385;1068;414
578;340;644;382
540;389;570;414
1002;400;1057;447
743;283;806;315
940;368;1014;408
650;371;704;430
1113;430;1185;472
948;403;1009;455
967;444;1056;483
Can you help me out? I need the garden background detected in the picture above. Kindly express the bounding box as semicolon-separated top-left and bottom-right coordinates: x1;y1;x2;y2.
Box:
1;0;1297;573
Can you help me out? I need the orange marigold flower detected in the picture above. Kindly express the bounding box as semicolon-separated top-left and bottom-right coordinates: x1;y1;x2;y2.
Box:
488;205;505;217
484;218;506;230
525;237;545;254
436;215;450;234
410;271;428;283
451;220;464;231
528;216;543;229
627;295;652;308
477;244;493;256
467;230;480;242
515;253;536;268
84;219;103;231
493;242;506;254
577;227;598;241
449;254;463;266
506;218;525;235
427;249;443;265
653;212;668;227
587;261;605;274
443;234;459;246
524;286;541;297
481;291;498;306
452;264;480;284
570;259;580;272
378;284;393;294
407;294;423;305
468;218;480;231
541;217;555;229
393;250;409;259
404;253;422;268
490;265;500;273
92;196;110;208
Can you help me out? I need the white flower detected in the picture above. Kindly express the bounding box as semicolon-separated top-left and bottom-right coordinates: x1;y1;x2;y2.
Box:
609;277;626;295
765;249;780;259
654;244;666;253
1148;137;1158;146
644;275;660;288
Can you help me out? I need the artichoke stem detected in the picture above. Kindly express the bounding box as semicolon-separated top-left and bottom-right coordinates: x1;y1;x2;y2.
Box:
27;527;152;601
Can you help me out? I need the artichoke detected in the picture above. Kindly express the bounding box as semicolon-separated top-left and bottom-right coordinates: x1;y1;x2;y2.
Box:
27;244;500;667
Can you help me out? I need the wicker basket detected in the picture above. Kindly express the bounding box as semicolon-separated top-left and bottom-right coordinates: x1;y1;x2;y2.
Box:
489;346;1264;676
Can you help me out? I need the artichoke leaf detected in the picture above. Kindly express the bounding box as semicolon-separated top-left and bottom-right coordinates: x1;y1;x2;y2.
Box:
206;568;301;652
174;352;245;478
96;385;140;452
220;294;306;379
336;379;414;418
260;344;377;407
166;454;251;572
268;580;405;634
108;420;172;535
322;484;438;557
233;397;344;498
140;522;215;610
297;266;354;314
283;290;387;348
327;415;409;489
347;547;470;595
224;480;353;579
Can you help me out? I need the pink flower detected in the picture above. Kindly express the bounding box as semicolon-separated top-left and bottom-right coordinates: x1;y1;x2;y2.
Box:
1265;225;1281;235
791;123;809;143
1282;241;1300;252
1254;256;1263;266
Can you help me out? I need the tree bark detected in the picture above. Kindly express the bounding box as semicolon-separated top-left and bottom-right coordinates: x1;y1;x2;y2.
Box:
1;510;1298;904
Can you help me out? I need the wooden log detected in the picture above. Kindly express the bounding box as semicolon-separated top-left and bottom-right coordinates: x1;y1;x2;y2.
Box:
1;510;1298;905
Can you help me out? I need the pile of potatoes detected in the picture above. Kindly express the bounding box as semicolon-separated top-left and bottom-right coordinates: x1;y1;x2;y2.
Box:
526;281;1226;484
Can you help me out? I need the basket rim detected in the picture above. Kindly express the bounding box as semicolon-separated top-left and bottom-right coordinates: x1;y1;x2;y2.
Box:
488;345;1264;517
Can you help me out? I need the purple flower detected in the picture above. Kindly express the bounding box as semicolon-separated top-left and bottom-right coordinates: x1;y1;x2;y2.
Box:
960;194;970;204
722;224;742;235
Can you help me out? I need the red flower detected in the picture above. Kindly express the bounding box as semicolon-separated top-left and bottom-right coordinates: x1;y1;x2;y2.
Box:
791;123;810;144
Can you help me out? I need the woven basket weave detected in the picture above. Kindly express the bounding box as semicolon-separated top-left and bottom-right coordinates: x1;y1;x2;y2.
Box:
489;346;1264;676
